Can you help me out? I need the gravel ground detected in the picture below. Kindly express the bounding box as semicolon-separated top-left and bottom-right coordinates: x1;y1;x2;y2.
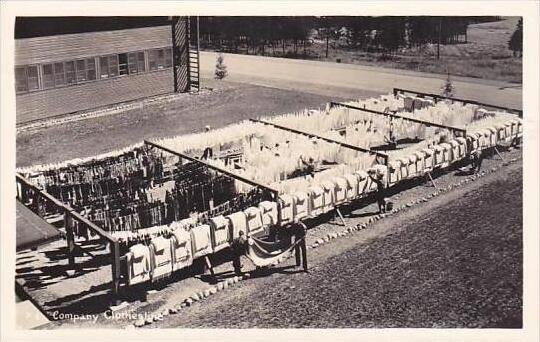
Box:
153;162;522;329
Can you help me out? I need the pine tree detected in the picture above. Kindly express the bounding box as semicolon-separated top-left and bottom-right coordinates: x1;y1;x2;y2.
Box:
441;71;455;98
508;18;523;57
214;54;228;80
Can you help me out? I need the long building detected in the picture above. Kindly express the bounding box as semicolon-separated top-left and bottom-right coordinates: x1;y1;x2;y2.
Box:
14;17;199;124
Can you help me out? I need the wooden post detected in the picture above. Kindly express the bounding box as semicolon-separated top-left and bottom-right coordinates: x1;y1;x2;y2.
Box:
64;209;76;267
110;240;121;300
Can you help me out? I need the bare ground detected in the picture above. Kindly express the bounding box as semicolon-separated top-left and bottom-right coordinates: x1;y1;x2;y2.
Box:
150;160;523;329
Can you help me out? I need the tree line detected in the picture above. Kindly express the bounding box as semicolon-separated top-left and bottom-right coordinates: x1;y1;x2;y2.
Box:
197;16;502;57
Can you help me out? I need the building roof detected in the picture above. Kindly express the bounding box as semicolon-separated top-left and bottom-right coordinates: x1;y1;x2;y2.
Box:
15;16;171;39
16;201;61;251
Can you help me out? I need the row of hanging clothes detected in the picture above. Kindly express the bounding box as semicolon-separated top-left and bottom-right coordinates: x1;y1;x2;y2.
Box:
112;186;269;250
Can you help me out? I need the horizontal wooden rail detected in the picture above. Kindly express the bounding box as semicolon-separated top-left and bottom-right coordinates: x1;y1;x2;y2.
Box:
16;173;116;243
330;101;468;136
16;172;121;298
144;140;280;198
250;118;389;165
393;87;523;117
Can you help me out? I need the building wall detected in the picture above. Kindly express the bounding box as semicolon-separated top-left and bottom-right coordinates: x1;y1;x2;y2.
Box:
15;26;172;65
16;70;173;124
15;25;180;124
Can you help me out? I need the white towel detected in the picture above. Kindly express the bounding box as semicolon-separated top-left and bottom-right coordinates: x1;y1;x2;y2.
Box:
171;228;192;270
278;195;295;225
226;211;247;240
151;236;172;267
308;186;324;216
321;181;335;212
190;224;212;259
244;207;264;235
258;201;278;226
293;191;310;220
130;244;151;275
343;173;359;200
209;215;230;252
332;177;348;204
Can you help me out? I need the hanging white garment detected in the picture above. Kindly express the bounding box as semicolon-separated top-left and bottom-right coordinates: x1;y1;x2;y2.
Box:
343;173;359;201
126;244;152;285
226;211;248;240
244;206;264;236
150;236;173;281
190;224;213;259
171;228;193;271
308;186;325;217
293;191;310;220
332;177;348;205
258;201;279;226
208;215;230;252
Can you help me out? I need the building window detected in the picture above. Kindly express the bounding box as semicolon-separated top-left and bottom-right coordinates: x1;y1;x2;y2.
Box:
15;46;173;94
65;61;76;85
27;65;39;91
76;59;87;82
100;55;119;78
54;62;65;86
86;58;96;81
99;56;109;79
118;53;128;76
127;51;145;74
14;65;40;93
73;58;96;83
148;48;173;71
108;55;118;77
42;64;55;89
15;67;28;93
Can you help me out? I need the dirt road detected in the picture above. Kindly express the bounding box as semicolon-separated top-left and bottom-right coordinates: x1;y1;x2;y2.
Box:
199;52;522;109
153;162;522;328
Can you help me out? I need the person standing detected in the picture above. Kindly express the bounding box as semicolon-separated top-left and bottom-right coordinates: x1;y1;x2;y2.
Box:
293;221;308;272
369;170;386;214
469;149;484;173
231;230;247;276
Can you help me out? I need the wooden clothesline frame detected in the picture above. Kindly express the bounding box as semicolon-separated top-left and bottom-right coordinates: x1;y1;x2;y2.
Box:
249;118;389;165
393;87;523;118
329;101;468;137
15;173;123;299
143;140;280;199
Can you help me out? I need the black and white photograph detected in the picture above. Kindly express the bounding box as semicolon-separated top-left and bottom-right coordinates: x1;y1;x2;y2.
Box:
1;1;539;341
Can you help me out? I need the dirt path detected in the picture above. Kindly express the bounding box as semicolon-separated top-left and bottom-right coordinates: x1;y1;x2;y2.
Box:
199;52;522;109
151;161;522;329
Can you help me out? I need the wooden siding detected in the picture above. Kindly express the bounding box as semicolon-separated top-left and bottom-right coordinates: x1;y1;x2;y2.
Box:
16;70;173;124
15;26;172;65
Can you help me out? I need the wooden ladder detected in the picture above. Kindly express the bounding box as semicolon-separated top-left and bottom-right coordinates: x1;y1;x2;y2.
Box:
187;17;200;93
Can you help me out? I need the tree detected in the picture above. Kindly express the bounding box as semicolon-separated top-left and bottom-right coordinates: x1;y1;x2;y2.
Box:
441;71;455;98
214;54;228;80
508;18;523;57
375;17;406;55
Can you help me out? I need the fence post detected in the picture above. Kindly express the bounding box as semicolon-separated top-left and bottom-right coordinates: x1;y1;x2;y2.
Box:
110;240;121;302
64;209;76;267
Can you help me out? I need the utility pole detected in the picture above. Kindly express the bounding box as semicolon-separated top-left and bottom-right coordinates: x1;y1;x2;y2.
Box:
325;17;330;59
437;17;442;60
